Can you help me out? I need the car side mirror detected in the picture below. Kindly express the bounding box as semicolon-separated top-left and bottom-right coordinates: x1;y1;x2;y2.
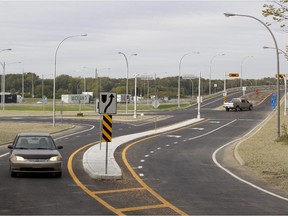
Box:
8;145;13;149
57;146;63;150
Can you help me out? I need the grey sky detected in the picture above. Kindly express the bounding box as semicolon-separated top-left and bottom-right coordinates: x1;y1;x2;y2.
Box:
0;0;286;80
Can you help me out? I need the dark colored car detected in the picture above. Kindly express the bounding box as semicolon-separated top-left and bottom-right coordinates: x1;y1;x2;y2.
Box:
8;132;63;177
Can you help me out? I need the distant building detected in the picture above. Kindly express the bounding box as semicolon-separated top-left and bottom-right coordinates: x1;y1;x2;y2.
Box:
0;93;18;103
61;94;90;104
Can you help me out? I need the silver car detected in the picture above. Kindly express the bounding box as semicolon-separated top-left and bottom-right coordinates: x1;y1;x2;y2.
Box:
8;132;63;178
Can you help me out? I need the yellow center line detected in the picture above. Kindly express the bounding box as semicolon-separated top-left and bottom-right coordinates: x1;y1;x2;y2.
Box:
121;119;207;215
93;187;145;194
117;204;167;212
67;142;123;215
68;119;207;215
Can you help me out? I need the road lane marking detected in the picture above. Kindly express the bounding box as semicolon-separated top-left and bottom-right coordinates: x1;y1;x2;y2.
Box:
190;128;204;130
118;204;167;212
0;152;9;158
122;136;188;215
209;121;220;124
167;135;181;138
54;124;95;141
188;119;237;140
68;141;122;215
68;120;206;215
93;187;145;194
213;139;288;202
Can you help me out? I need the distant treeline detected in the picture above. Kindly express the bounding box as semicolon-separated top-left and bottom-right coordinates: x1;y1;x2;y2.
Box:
2;72;277;99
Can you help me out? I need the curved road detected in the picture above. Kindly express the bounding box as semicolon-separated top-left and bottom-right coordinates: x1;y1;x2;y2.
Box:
0;91;286;215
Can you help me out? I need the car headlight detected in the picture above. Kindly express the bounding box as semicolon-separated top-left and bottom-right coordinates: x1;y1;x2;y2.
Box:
49;156;62;161
11;155;25;161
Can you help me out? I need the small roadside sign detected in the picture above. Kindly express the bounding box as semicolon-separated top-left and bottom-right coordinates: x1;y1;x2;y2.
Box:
272;93;277;109
99;92;117;114
152;100;160;109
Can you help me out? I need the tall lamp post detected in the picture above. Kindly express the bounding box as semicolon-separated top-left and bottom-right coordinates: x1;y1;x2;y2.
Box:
133;73;139;118
53;34;87;128
263;46;288;116
83;66;110;111
0;48;12;110
178;53;190;108
178;52;200;108
224;12;281;139
240;55;253;88
0;61;21;111
118;52;137;114
209;53;225;95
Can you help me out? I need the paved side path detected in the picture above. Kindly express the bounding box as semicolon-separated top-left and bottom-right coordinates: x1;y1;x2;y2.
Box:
83;118;203;179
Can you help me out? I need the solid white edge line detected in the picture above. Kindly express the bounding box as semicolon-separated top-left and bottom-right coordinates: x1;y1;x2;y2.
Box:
212;140;288;202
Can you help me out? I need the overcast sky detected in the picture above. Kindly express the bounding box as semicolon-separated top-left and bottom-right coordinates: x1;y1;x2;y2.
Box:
0;0;287;81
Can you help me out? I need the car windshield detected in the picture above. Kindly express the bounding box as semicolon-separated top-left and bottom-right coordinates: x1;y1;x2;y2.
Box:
231;98;239;103
15;136;56;150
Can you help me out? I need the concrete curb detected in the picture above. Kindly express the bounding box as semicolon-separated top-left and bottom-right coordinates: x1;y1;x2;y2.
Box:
83;118;203;180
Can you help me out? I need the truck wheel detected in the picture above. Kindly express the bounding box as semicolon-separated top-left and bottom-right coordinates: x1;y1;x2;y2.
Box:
249;106;253;111
226;108;229;111
235;106;240;111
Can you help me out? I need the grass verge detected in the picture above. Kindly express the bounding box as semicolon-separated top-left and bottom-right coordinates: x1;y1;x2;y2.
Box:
0;123;72;145
237;102;288;193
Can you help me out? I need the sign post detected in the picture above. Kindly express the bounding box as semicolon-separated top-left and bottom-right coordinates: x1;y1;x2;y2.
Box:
99;92;117;174
101;114;112;174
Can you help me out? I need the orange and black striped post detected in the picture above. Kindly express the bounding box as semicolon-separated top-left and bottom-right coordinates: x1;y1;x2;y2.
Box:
102;114;112;174
102;114;112;142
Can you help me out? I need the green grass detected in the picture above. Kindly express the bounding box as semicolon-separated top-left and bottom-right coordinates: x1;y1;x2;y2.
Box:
4;101;191;112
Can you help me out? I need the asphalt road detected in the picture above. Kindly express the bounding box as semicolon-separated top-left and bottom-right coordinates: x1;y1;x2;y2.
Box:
0;91;286;215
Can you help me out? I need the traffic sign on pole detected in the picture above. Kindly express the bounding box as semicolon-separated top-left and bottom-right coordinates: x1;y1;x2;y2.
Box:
229;72;239;77
99;92;117;114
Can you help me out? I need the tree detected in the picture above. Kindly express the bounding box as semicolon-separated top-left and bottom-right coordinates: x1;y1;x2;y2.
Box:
262;0;288;30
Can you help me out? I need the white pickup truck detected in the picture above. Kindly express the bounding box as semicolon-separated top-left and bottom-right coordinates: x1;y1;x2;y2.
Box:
223;98;253;111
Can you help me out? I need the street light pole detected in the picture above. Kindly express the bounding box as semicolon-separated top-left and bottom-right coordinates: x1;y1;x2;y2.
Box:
0;61;21;111
209;54;225;95
263;46;288;116
0;48;12;110
240;56;253;88
1;62;5;111
53;34;87;128
118;52;137;114
133;73;139;118
197;72;201;119
178;53;190;108
224;12;281;139
22;69;25;101
178;52;199;108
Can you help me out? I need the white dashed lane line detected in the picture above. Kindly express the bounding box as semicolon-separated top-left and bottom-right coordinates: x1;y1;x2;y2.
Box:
137;141;177;178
